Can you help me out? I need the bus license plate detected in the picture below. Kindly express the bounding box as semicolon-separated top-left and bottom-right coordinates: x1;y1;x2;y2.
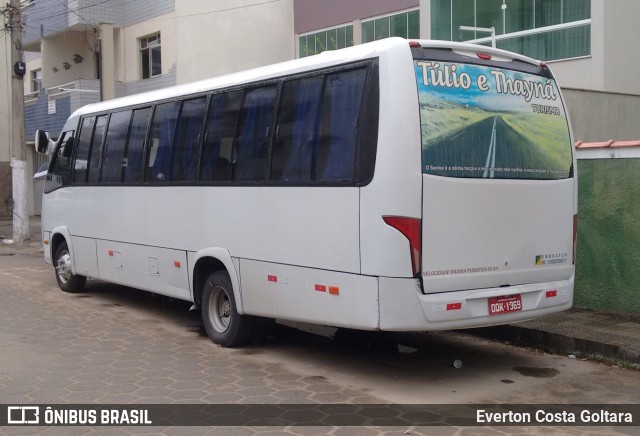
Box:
488;294;522;316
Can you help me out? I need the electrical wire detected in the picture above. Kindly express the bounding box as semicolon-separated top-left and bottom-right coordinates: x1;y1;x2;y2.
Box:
147;0;283;22
25;0;283;28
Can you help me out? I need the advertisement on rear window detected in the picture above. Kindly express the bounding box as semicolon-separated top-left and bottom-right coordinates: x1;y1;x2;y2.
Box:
415;61;573;179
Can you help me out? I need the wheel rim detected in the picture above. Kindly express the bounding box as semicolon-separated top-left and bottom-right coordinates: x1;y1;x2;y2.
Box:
56;250;72;284
208;285;231;333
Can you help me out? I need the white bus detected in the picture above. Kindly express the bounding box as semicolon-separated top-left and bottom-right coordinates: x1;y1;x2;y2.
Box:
37;38;577;347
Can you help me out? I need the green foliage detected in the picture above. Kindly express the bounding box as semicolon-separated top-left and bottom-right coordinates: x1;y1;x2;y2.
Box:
575;159;640;314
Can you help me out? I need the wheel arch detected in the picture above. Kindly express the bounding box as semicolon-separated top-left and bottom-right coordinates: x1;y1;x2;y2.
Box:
192;248;244;314
50;226;76;274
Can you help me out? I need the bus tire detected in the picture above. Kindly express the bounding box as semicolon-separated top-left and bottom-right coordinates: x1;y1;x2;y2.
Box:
201;271;255;347
54;241;87;293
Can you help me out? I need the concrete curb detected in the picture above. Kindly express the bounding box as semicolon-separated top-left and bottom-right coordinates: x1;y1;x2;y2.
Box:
471;325;640;366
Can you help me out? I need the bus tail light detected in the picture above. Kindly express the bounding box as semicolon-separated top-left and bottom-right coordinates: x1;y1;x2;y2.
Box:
409;41;422;48
573;214;578;264
383;216;422;276
477;53;492;60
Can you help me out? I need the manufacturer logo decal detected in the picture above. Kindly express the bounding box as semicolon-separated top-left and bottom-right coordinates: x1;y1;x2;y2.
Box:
535;253;568;266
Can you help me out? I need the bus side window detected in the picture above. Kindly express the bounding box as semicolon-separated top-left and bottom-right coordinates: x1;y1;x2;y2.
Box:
200;91;243;182
101;110;132;183
271;76;323;182
147;101;180;182
44;130;75;193
123;107;151;183
233;86;277;182
87;115;108;184
172;96;206;183
73;117;96;184
315;68;367;182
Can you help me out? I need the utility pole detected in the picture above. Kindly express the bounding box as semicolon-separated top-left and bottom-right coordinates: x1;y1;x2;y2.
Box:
7;0;28;242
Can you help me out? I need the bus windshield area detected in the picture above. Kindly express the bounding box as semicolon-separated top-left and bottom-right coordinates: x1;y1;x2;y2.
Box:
415;59;573;180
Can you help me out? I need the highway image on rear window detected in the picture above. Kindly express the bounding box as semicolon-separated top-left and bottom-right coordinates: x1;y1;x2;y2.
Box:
415;60;573;179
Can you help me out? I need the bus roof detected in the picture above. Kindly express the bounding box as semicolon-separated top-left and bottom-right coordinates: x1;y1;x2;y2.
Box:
70;38;545;119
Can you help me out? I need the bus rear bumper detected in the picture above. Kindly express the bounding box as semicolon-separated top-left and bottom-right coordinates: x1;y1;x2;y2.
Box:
379;275;573;331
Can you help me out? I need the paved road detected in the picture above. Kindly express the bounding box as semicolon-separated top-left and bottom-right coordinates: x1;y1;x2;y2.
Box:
1;242;639;435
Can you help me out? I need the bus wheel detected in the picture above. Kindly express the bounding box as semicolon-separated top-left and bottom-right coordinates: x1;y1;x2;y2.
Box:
201;271;255;347
54;241;87;293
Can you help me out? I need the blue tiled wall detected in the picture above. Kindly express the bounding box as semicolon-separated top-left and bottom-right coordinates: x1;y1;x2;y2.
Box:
24;92;71;139
23;2;69;48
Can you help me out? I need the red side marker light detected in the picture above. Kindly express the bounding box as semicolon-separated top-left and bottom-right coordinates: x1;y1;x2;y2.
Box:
174;261;181;268
477;53;492;60
546;290;557;298
267;275;277;282
108;250;114;257
315;284;327;292
447;303;462;311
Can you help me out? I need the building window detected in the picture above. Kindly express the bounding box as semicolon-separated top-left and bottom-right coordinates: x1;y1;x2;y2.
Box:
299;25;353;58
361;9;420;43
140;33;161;79
431;0;591;61
31;69;41;93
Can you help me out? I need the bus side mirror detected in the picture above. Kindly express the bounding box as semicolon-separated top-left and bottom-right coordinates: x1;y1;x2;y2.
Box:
35;130;51;154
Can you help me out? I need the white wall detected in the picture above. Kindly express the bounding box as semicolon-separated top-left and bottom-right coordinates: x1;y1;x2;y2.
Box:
41;32;96;89
563;89;640;142
175;0;295;84
600;0;640;96
121;11;177;83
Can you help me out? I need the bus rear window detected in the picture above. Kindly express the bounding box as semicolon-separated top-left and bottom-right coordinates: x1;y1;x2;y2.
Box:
415;60;573;180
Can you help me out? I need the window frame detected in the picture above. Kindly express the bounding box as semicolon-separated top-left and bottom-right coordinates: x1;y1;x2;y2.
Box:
100;109;134;185
232;81;281;184
72;115;98;184
140;33;162;80
143;93;209;185
31;68;42;93
298;23;354;58
433;0;592;62
361;8;421;43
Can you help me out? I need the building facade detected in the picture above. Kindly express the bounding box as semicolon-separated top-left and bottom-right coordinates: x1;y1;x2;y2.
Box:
0;0;294;218
1;0;639;219
295;0;640;142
